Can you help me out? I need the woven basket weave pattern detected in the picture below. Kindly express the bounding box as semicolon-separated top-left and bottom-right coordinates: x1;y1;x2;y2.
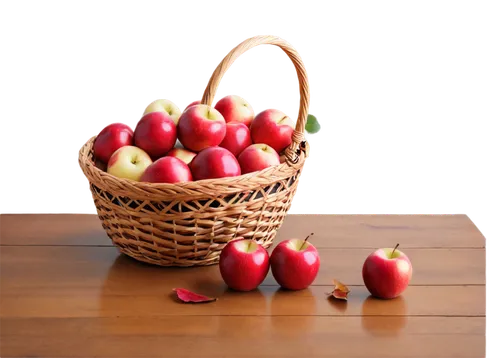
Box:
79;35;310;267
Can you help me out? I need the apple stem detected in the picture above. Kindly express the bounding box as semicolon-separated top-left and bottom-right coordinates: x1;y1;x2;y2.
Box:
300;233;314;250
391;243;400;258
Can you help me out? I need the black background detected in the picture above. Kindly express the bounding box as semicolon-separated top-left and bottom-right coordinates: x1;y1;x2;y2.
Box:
4;30;497;230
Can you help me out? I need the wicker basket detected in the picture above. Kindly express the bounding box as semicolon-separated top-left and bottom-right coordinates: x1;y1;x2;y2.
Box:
78;35;310;267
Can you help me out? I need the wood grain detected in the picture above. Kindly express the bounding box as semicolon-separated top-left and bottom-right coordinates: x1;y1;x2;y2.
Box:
1;316;485;358
0;284;485;319
0;245;485;286
0;214;486;358
0;214;485;248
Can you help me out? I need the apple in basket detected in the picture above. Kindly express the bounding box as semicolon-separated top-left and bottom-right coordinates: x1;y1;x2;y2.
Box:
189;147;241;180
238;144;280;174
93;123;134;164
214;95;254;127
143;99;182;125
166;148;197;165
184;100;201;111
107;146;152;181
178;104;226;152
250;109;294;153
134;111;177;159
140;156;192;184
219;238;270;291
219;122;252;157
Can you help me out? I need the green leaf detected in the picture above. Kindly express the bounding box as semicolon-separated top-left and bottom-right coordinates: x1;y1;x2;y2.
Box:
305;114;321;134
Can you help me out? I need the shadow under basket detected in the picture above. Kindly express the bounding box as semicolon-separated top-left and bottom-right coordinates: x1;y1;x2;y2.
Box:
78;35;311;267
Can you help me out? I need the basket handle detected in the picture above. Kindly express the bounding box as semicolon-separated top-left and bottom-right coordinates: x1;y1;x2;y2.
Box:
201;35;310;164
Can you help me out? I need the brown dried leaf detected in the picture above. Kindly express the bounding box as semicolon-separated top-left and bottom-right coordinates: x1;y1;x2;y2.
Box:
173;288;217;303
330;279;350;301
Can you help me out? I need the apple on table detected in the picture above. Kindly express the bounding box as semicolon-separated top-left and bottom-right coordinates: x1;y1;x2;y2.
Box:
238;143;280;174
93;123;134;164
362;244;413;299
250;109;294;153
107;145;152;181
214;95;254;127
219;238;270;291
270;233;320;290
134;111;177;159
178;104;226;152
143;99;182;125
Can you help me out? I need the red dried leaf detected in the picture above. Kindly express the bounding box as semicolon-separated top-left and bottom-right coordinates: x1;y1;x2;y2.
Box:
330;279;350;301
173;288;217;303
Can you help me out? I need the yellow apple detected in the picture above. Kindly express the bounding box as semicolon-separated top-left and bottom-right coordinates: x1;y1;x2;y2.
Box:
143;99;181;125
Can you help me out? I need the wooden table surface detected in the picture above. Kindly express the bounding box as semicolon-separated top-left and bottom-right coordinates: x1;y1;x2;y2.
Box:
0;214;485;358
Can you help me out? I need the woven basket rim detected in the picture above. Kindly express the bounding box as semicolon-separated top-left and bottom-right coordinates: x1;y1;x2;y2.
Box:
79;136;307;193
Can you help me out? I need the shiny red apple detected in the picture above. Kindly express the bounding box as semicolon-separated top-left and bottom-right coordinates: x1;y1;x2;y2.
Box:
238;143;280;174
362;244;413;299
219;122;252;157
270;234;320;290
93;123;134;164
177;104;226;152
219;238;270;291
189;147;241;180
134;112;177;159
140;156;192;184
250;109;294;153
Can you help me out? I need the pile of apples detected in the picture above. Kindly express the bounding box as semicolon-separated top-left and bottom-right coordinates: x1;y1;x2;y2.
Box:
93;95;296;183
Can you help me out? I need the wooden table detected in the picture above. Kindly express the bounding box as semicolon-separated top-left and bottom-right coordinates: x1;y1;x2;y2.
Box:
0;214;485;357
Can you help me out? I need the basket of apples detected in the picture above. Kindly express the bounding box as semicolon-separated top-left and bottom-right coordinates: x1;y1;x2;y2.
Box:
78;35;314;267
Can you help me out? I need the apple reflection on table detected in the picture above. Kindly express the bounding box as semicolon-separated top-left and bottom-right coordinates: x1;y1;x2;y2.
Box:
361;295;408;336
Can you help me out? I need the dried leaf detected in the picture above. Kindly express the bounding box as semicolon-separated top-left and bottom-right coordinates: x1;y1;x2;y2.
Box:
173;288;217;303
330;279;350;301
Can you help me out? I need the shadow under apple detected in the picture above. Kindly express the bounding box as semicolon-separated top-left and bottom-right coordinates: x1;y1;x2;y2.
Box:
361;295;408;336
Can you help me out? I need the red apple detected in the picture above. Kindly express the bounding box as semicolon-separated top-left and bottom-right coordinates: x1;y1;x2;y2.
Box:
362;244;413;299
143;99;181;125
134;111;177;159
93;123;134;164
184;100;201;111
250;109;294;153
219;238;270;291
270;234;320;290
107;145;152;181
166;148;197;165
140;156;192;184
177;104;226;152
189;147;241;180
214;95;254;127
238;143;280;174
219;122;252;157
